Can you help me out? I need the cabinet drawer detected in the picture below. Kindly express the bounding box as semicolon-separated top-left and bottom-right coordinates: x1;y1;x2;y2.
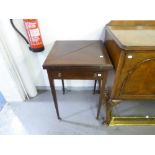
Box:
48;70;104;80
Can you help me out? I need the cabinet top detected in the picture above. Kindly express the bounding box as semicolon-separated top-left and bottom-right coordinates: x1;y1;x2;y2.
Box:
106;20;155;50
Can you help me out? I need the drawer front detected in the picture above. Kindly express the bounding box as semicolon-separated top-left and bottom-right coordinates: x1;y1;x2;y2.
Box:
113;51;155;99
48;70;105;80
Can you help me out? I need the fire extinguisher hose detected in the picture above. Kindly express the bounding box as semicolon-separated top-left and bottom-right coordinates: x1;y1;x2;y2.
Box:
10;19;29;45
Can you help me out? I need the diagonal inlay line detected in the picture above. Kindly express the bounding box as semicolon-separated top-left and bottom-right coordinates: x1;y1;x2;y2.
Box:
57;41;98;60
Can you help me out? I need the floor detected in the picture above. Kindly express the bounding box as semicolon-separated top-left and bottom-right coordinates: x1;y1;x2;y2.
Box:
1;90;155;135
0;91;6;111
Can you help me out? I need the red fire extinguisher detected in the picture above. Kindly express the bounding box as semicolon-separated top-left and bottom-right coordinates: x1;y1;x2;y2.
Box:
10;19;44;52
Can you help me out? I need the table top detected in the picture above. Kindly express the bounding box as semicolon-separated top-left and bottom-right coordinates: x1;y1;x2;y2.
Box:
43;41;113;70
106;20;155;50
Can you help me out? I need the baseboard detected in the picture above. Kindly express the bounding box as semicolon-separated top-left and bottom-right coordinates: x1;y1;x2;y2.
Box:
36;86;95;91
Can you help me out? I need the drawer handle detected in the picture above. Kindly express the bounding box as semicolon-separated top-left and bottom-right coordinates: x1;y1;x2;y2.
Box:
128;55;133;59
94;73;102;77
58;73;62;78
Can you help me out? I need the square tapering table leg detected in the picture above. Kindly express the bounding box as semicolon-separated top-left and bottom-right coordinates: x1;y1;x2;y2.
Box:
47;72;61;120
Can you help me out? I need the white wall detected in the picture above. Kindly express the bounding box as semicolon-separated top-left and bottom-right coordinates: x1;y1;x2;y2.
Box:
0;0;154;101
0;45;23;102
12;0;155;89
39;17;107;88
13;18;107;88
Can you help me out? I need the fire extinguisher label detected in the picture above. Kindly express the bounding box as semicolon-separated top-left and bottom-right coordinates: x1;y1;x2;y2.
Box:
30;28;40;37
23;19;44;50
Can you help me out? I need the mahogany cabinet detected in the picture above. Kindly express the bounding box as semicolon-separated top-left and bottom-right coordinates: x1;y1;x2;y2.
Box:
104;21;155;125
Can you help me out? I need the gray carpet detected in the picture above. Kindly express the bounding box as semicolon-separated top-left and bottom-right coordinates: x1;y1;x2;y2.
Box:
0;90;155;135
0;91;6;111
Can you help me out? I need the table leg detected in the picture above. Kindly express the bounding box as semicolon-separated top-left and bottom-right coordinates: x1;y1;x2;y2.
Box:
48;75;61;120
96;71;108;119
93;80;97;94
62;79;65;94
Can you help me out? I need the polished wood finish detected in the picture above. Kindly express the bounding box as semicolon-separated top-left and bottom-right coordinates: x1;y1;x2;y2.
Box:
61;79;65;94
43;41;113;119
47;76;61;119
43;41;112;70
93;80;97;94
104;30;121;69
93;80;101;94
104;20;155;125
96;71;108;119
107;20;155;26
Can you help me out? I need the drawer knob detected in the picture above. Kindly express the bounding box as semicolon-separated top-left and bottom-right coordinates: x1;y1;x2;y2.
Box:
58;73;62;77
146;115;149;119
94;73;102;77
128;55;133;59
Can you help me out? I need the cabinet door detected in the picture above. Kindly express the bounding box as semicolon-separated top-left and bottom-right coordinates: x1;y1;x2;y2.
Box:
113;51;155;99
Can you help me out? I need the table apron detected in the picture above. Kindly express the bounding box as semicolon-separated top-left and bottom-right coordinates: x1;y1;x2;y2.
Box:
47;70;106;80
